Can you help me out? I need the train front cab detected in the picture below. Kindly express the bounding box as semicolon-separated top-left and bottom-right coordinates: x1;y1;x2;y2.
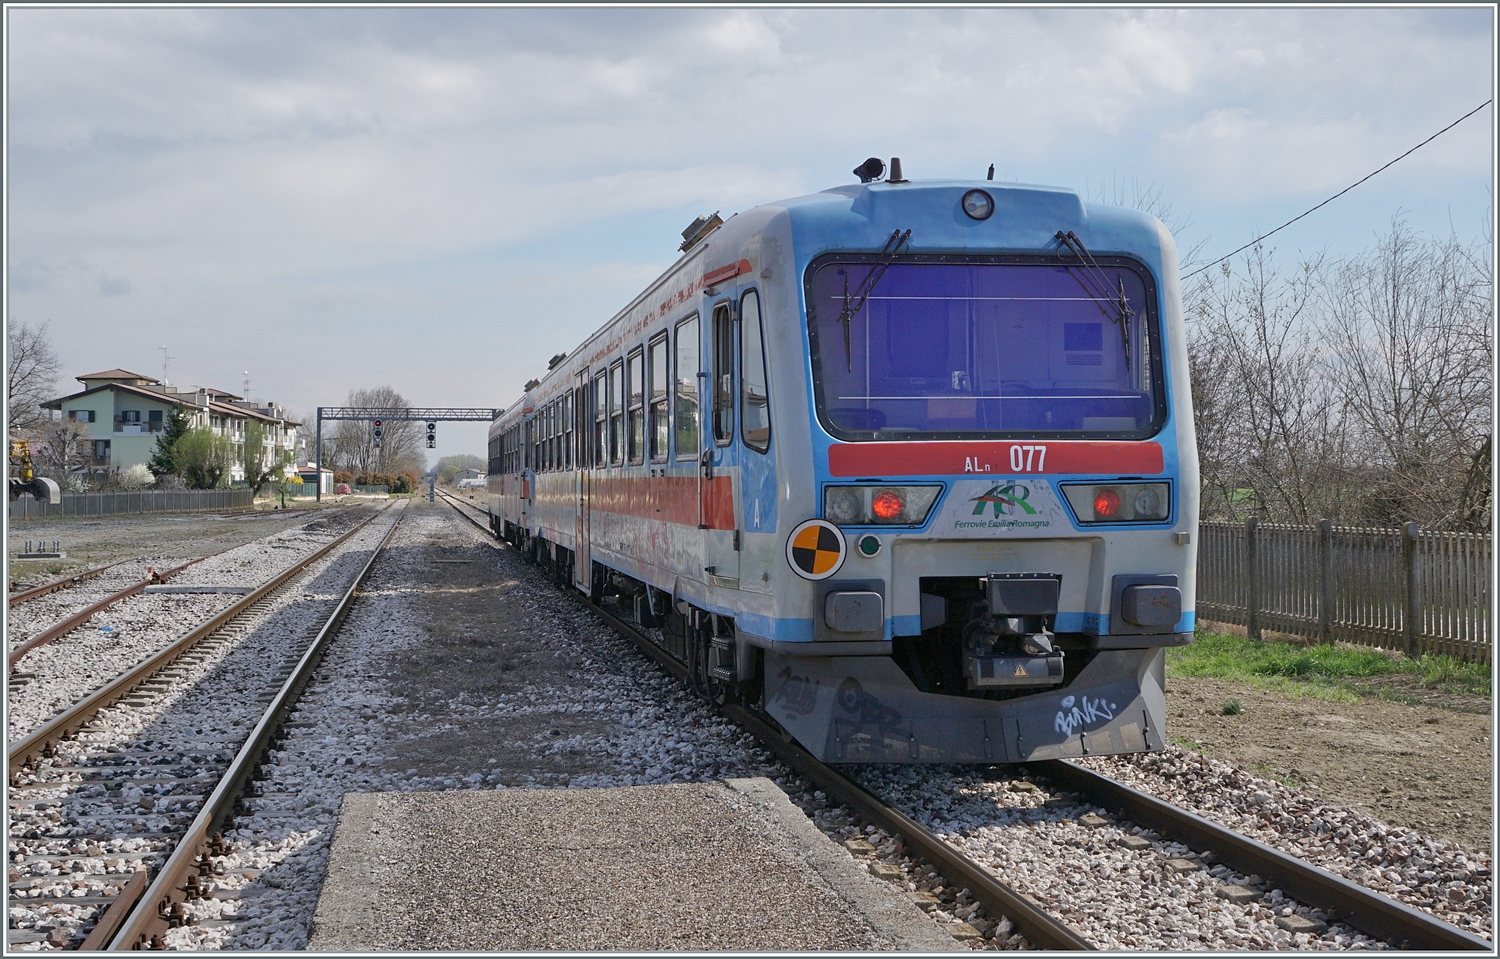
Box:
747;189;1197;764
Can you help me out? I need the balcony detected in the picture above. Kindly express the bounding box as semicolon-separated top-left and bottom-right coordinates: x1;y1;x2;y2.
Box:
114;420;164;435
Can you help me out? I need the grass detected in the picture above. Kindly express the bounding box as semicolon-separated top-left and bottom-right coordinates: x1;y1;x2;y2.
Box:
1168;630;1491;699
1220;698;1242;715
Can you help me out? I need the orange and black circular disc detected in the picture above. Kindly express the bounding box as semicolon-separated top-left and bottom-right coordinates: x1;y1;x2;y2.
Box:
786;519;846;581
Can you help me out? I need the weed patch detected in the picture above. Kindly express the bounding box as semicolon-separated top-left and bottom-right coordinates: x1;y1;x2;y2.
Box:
1168;630;1490;700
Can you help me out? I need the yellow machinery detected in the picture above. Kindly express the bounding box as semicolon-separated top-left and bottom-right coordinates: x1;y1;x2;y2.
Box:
8;440;61;503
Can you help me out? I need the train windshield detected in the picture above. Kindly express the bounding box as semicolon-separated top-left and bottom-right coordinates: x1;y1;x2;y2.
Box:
807;257;1164;440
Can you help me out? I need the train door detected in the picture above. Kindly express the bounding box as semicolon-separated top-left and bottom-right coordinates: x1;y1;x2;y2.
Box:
574;373;591;591
702;300;740;586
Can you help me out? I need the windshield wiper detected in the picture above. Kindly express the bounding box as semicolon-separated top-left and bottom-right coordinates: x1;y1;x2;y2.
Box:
1054;230;1134;372
838;228;912;370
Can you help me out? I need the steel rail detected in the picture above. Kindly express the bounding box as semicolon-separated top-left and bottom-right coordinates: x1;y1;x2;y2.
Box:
105;501;408;950
1037;760;1491;951
434;489;1094;946
436;483;1491;950
6;556;221;671
9;561;128;607
7;505;390;777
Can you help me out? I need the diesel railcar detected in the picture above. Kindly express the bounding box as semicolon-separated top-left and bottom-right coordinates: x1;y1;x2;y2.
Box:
487;161;1198;763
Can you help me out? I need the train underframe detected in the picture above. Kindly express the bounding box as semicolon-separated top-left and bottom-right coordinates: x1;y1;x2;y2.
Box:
499;518;1169;764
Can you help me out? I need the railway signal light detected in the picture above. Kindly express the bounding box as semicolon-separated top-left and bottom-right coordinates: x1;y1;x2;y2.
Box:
426;421;436;449
373;419;383;448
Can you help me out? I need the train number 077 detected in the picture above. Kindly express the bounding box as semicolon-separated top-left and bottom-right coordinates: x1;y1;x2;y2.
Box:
1009;445;1047;472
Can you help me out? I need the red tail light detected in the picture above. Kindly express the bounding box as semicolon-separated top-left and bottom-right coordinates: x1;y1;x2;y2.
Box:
1093;488;1121;518
871;489;904;520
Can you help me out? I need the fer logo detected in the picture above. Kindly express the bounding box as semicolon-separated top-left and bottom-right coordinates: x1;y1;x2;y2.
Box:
969;482;1038;517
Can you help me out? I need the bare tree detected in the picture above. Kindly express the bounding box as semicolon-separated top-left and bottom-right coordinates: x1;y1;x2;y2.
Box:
31;416;92;481
328;386;426;477
1185;245;1353;523
7;321;62;435
1319;218;1493;530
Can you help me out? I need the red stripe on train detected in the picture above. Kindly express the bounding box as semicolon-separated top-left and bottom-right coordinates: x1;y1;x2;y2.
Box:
576;475;736;530
827;441;1164;477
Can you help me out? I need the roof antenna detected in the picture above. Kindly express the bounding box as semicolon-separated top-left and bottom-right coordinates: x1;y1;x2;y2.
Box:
888;157;907;183
987;164;995;181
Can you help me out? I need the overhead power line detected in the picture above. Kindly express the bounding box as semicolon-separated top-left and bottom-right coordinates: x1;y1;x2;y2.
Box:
1183;98;1493;280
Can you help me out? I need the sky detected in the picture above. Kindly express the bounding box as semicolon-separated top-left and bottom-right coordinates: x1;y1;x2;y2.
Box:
5;6;1495;467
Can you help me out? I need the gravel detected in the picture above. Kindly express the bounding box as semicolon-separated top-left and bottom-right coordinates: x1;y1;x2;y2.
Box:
6;510;375;741
5;511;396;951
1079;748;1493;941
14;499;1486;952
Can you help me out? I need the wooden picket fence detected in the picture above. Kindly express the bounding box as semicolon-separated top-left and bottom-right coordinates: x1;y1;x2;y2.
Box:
1197;519;1491;663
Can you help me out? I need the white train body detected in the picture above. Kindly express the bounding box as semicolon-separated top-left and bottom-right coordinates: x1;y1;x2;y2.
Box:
488;176;1198;763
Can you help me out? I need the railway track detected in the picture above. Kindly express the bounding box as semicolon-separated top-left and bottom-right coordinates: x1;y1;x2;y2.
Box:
436;489;1488;951
8;556;215;670
7;508;368;738
6;501;406;951
9;562;130;608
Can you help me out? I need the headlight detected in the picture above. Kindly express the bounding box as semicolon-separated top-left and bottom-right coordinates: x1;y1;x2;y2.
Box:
961;189;994;221
1062;482;1170;524
824;485;942;526
826;487;864;524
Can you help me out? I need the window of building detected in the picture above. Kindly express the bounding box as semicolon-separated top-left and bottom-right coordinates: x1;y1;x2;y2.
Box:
68;410;96;423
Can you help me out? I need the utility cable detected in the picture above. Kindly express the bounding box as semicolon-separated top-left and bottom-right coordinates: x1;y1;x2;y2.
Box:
1183;99;1493;280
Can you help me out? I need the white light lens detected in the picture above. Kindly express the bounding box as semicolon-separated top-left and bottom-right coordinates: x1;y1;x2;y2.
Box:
962;189;994;221
826;487;864;524
1133;486;1163;518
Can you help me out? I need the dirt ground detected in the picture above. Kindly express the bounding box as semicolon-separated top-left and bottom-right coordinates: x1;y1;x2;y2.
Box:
370;500;621;786
1164;674;1492;853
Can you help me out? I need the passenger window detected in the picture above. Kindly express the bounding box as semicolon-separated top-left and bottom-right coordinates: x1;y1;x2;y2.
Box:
564;391;574;471
648;335;669;462
592;372;607;468
627;350;645;465
740;290;770;453
609;361;625;466
675;316;700;460
712;302;734;445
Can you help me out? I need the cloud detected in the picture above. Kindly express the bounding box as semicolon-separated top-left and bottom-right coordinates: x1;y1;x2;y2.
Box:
5;7;1491;416
97;275;130;296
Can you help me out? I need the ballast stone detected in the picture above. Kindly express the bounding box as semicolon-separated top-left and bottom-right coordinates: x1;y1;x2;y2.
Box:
309;778;959;952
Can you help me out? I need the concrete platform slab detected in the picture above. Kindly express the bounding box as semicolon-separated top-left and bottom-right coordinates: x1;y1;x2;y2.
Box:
310;777;960;951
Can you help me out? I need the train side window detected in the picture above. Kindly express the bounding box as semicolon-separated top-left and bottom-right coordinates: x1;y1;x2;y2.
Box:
675;315;700;460
542;404;551;472
564;391;573;471
648;334;669;462
593;371;607;468
550;402;559;471
740;289;771;453
711;302;734;445
609;360;625;466
627;349;645;465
